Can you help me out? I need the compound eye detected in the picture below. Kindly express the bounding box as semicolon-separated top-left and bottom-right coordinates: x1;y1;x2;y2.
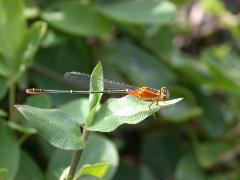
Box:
160;87;170;99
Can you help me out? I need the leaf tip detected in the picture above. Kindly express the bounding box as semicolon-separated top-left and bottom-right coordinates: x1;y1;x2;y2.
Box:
14;104;20;109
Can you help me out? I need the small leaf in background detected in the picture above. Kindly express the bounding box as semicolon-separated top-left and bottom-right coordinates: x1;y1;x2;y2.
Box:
75;162;109;179
0;77;7;100
0;109;7;118
0;0;26;59
175;153;206;180
97;1;176;25
46;150;72;180
32;34;93;106
141;132;185;179
46;133;118;180
41;1;112;38
146;25;174;54
23;0;40;19
194;141;232;168
196;93;229;137
112;162;139;180
25;94;52;109
15;151;44;180
15;21;47;78
0;1;46;83
160;101;202;122
87;95;183;132
15;105;85;150
160;86;202;122
0;169;9;180
59;98;89;125
59;166;70;180
113;162;157;180
101;40;175;87
0;121;20;179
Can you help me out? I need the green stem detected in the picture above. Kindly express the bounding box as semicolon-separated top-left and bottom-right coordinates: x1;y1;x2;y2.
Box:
66;129;89;180
9;83;15;121
18;133;31;145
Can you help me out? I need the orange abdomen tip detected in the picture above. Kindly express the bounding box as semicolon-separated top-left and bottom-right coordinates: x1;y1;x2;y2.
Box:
26;88;40;94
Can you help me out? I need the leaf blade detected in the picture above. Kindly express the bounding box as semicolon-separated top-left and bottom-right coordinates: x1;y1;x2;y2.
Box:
15;105;85;150
87;96;183;132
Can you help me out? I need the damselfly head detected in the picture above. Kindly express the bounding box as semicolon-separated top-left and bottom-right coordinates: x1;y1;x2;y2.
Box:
160;87;170;100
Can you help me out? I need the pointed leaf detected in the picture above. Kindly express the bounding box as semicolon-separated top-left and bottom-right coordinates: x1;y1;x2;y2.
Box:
15;151;44;180
175;153;206;180
89;62;104;110
195;141;232;168
15;105;85;150
0;169;10;180
0;121;20;179
75;162;109;178
85;62;103;127
14;21;47;80
97;1;176;25
87;96;183;132
0;0;26;58
41;2;112;37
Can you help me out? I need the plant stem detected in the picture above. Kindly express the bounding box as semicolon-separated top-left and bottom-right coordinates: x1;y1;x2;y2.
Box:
9;83;15;121
18;133;31;145
66;129;89;180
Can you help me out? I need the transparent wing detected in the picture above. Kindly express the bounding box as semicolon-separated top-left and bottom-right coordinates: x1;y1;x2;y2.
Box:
63;72;137;90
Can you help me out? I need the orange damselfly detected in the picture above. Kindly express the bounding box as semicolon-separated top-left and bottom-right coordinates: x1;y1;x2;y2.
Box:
26;72;170;111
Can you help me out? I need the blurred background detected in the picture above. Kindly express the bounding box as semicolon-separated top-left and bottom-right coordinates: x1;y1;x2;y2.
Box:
0;0;240;179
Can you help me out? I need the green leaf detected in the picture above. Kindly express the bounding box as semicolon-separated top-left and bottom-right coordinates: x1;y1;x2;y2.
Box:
32;35;93;105
0;77;7;99
0;120;20;179
97;1;176;25
87;96;183;132
89;62;104;110
160;101;202;122
140;165;157;180
113;162;139;180
15;105;85;150
17;21;47;71
175;153;206;180
46;150;72;180
46;134;118;180
0;109;7;118
75;162;109;178
160;86;202;122
85;62;104;127
15;151;44;180
196;93;229;137
194;141;232;168
113;163;157;180
79;133;119;180
14;21;47;78
101;40;175;87
24;0;40;19
0;0;26;59
26;94;52;109
59;98;89;125
41;2;112;37
141;132;185;179
7;121;36;134
0;169;10;180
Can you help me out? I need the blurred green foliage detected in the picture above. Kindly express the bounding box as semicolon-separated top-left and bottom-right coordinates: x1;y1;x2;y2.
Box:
0;0;240;179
